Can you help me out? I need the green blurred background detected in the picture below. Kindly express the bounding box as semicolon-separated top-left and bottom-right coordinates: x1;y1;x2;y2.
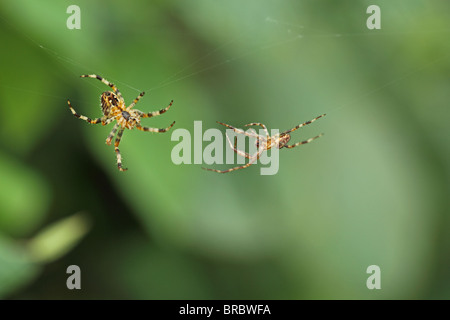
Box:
0;0;449;299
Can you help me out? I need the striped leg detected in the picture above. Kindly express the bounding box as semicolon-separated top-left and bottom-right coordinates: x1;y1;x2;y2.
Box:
202;145;265;173
284;133;324;149
244;123;270;139
114;128;127;171
283;114;326;134
68;100;104;124
202;150;263;173
225;133;252;159
217;121;260;139
136;121;176;133
80;74;124;101
202;159;256;173
105;123;119;145
139;100;174;118
127;92;146;111
103;117;116;126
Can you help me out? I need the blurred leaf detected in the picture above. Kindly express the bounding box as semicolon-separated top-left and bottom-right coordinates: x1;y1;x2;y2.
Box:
0;236;39;298
0;152;51;236
27;212;91;263
114;237;212;299
0;12;66;154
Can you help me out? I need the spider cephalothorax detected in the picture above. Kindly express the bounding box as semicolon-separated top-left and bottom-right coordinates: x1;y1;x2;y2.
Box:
203;114;325;173
256;133;291;150
68;74;175;171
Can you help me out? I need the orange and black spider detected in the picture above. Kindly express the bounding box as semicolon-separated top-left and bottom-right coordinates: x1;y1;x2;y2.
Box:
202;114;326;173
67;74;175;171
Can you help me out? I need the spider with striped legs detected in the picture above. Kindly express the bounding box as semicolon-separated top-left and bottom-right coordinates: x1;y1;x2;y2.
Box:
67;74;175;171
202;114;326;173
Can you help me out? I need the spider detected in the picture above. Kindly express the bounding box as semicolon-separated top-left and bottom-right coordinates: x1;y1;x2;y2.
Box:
202;114;326;173
67;74;175;171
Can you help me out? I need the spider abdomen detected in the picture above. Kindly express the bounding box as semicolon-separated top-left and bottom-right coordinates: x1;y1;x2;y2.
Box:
101;91;120;116
278;134;291;148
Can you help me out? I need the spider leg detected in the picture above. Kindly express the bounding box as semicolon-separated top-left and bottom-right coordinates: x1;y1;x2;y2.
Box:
202;146;265;173
114;128;127;171
247;128;258;136
105;123;119;145
138;100;174;118
283;114;326;134
81;74;124;101
216;121;260;138
127;92;146;111
202;152;261;173
202;161;256;173
244;123;269;139
67;100;104;124
135;121;176;133
103;117;116;125
284;133;324;149
225;132;251;159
